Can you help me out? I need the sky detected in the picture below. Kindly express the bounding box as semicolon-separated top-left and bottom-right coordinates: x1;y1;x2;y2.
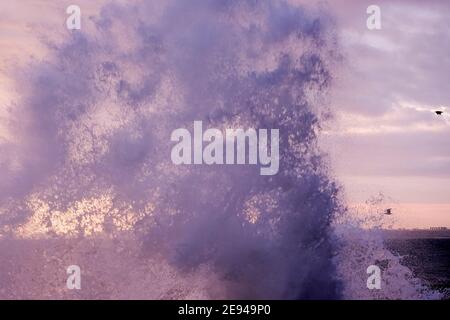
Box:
0;0;449;228
323;0;450;228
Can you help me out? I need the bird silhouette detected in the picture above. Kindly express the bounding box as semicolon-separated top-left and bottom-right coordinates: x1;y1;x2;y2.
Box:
435;111;444;115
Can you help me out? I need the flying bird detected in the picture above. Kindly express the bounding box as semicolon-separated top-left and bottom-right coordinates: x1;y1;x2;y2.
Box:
384;208;393;215
435;111;444;115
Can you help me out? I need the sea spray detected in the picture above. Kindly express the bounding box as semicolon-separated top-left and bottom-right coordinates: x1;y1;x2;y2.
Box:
0;0;433;299
333;196;442;299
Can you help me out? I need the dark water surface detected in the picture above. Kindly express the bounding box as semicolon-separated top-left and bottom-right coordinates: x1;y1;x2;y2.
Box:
386;238;450;297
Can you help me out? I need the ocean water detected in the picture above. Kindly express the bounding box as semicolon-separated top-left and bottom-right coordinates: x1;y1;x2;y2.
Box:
386;239;450;298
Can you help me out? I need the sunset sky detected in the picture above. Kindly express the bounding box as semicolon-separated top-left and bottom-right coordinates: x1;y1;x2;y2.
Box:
326;0;450;228
0;0;449;228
